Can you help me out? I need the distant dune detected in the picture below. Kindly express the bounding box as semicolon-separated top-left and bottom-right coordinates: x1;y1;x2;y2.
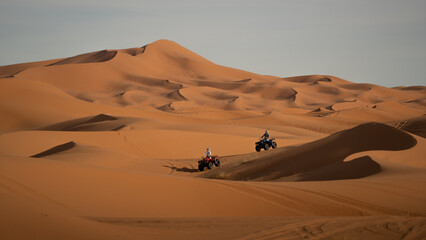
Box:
0;39;425;240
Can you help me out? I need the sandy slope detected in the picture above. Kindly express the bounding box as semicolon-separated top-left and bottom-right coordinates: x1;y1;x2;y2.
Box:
0;39;425;239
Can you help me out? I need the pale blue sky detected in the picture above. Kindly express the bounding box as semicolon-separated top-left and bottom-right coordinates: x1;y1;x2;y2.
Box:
1;0;425;87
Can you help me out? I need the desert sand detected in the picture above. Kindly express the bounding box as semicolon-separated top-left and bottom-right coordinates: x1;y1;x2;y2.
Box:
0;39;425;239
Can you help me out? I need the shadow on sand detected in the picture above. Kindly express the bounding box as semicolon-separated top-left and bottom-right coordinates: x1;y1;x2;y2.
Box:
163;165;199;173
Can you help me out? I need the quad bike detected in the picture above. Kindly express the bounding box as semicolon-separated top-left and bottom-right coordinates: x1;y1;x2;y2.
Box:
255;138;277;152
198;156;220;171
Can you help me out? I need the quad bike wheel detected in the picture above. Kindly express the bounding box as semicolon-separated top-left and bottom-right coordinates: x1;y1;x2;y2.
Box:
264;143;270;150
198;164;204;171
272;142;277;148
215;159;221;166
255;146;261;152
207;162;213;169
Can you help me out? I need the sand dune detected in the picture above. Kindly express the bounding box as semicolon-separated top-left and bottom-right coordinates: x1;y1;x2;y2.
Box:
199;123;417;181
0;39;425;239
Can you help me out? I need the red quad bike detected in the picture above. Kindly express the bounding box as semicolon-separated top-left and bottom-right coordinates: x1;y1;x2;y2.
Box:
198;156;220;171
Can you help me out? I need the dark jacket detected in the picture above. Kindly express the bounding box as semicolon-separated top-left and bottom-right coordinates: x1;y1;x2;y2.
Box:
261;132;269;140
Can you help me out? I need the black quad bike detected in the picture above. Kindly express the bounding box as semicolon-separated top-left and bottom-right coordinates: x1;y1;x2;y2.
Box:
255;138;277;152
198;156;220;171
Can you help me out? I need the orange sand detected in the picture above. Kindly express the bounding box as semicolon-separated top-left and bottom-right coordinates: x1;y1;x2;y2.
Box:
0;40;425;239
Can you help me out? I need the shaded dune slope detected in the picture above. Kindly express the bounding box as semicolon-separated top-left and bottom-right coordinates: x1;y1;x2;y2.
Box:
30;141;76;158
284;76;337;84
48;50;117;66
119;46;146;56
40;114;128;131
294;155;381;181
393;115;426;138
124;75;182;90
200;123;417;181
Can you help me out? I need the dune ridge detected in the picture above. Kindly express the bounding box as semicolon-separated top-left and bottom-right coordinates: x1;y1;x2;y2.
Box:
48;50;118;66
30;141;76;158
40;114;132;132
0;59;60;77
120;46;146;56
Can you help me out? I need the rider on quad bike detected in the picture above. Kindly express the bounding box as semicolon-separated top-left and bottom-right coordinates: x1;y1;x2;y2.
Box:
198;147;220;171
261;130;270;141
204;147;212;160
255;130;277;152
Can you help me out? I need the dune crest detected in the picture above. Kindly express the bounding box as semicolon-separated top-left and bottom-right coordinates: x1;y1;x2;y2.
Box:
30;141;76;158
0;59;61;77
120;46;146;56
48;50;117;66
39;114;132;132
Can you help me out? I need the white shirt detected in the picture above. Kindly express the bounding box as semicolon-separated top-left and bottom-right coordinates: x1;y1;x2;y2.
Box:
205;150;211;157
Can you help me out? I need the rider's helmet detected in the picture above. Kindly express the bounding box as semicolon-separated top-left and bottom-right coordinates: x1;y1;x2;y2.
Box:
265;130;269;134
207;147;211;151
